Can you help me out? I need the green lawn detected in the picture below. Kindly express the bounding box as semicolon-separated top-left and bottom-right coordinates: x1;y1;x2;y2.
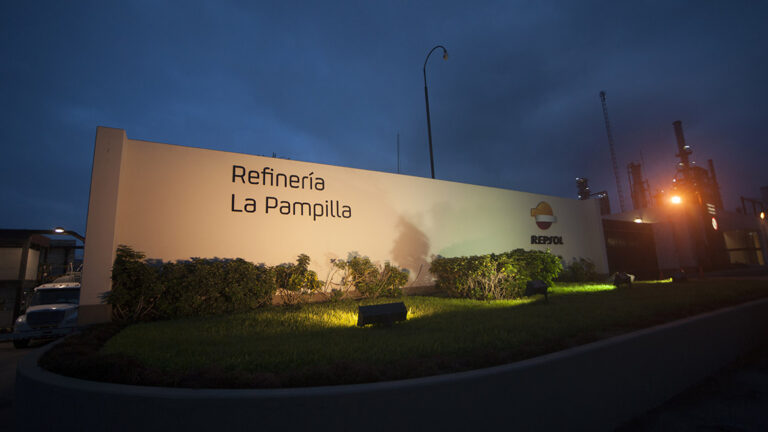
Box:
101;279;768;387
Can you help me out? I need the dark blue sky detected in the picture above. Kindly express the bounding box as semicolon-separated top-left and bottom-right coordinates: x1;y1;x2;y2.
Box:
2;0;767;236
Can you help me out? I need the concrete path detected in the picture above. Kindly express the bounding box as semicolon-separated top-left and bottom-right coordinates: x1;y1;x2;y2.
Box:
0;341;47;432
619;343;768;431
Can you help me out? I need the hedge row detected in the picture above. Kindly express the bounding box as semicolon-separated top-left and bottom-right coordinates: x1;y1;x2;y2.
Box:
429;249;562;300
106;246;410;322
108;246;572;321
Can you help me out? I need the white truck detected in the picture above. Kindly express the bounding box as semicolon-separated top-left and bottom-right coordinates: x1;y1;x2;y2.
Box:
12;273;81;349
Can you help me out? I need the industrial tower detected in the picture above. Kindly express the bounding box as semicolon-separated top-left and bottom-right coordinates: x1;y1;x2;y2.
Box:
599;91;626;213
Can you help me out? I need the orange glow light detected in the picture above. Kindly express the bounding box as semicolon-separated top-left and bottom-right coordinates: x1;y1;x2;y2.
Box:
761;211;765;220
670;195;682;204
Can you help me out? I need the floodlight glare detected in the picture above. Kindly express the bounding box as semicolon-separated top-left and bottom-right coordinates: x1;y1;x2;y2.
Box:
670;195;682;204
54;227;65;233
633;218;643;223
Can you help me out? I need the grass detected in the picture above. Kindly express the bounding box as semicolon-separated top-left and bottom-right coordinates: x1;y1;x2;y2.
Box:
83;278;768;388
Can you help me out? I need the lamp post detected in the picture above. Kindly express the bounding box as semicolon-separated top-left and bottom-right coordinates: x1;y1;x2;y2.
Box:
52;227;85;243
423;45;448;179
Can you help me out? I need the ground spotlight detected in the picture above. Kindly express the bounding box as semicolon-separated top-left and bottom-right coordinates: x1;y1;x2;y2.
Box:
357;302;407;327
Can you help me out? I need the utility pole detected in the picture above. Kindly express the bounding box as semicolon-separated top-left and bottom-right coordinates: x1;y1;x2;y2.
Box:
599;91;627;213
397;132;400;174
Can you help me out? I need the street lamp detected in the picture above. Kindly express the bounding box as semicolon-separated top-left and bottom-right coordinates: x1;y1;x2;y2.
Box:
423;45;448;179
51;227;85;243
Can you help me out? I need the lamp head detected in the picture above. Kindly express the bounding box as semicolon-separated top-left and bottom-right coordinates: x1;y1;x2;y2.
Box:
442;49;449;60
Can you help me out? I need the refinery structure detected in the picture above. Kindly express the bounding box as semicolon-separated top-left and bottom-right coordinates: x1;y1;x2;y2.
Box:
580;92;767;279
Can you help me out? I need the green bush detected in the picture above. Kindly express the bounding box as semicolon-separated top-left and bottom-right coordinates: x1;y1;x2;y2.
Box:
429;249;562;300
500;249;563;293
107;245;277;322
158;258;276;318
107;247;408;321
333;256;409;299
428;254;504;300
107;245;162;322
557;258;599;282
274;254;321;306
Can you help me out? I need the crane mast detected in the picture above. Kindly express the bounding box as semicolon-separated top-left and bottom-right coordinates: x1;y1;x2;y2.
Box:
599;91;626;213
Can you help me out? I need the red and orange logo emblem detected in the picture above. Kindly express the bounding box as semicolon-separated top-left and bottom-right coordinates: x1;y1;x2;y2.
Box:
531;202;556;230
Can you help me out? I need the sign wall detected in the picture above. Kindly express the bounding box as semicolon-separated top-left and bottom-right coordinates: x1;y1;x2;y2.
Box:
80;127;609;322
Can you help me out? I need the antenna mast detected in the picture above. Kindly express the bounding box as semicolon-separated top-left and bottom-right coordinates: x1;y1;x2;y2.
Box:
599;91;626;213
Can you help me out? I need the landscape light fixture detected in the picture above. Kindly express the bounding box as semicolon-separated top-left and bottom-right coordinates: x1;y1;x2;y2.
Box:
670;195;682;204
524;279;550;302
357;302;408;327
672;270;688;283
423;44;448;179
613;272;635;288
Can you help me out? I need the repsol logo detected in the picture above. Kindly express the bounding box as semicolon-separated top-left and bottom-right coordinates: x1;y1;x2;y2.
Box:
531;235;563;245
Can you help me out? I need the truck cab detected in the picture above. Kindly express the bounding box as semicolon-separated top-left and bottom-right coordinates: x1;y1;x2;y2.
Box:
12;273;80;349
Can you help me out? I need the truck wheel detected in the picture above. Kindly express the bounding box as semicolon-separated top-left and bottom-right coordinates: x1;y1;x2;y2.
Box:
13;339;30;349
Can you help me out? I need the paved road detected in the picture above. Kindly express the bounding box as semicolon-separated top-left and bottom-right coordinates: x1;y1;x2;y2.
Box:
2;341;767;431
618;343;768;431
0;341;47;432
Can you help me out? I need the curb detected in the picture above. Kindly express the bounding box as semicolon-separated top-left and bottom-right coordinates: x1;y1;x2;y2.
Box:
16;297;768;432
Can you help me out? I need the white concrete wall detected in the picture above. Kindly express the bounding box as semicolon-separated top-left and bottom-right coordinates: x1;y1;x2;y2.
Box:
0;248;21;280
24;249;39;280
81;127;609;311
80;128;127;320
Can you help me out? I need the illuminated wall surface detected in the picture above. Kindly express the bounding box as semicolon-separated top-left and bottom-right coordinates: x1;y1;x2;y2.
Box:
81;127;608;311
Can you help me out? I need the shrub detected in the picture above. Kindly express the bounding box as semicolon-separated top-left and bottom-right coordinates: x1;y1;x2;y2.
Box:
158;258;276;318
429;254;512;300
557;258;599;282
107;245;162;322
429;249;562;300
274;254;321;306
499;249;563;295
333;256;409;299
107;245;277;322
106;247;410;320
